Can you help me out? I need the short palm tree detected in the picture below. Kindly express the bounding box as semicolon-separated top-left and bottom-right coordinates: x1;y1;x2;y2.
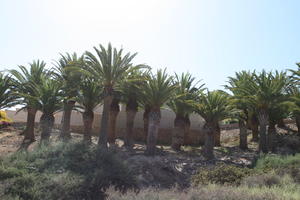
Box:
285;87;300;135
9;60;47;142
168;72;204;150
226;71;255;150
76;77;103;143
138;69;176;155
19;77;63;142
120;69;148;148
196;90;231;160
53;53;84;140
240;70;289;153
0;73;17;110
85;43;143;148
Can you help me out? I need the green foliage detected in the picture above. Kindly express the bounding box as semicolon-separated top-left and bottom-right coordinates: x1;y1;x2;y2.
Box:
196;90;231;124
255;154;300;171
52;52;85;100
9;60;47;108
0;142;137;200
76;76;103;112
192;164;251;186
138;69;177;109
85;43;144;93
254;154;300;184
0;167;25;180
0;73;17;109
107;185;294;200
168;72;204;116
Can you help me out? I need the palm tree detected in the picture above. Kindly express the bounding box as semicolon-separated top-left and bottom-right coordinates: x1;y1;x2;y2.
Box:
120;69;148;148
226;71;255;150
53;53;84;140
196;90;231;160
76;77;103;143
168;72;204;151
240;70;289;153
138;69;176;155
85;43;142;148
26;78;63;142
9;60;47;142
0;73;17;110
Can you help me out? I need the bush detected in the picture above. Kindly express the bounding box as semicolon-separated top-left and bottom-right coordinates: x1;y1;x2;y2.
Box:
191;163;251;186
106;185;289;200
0;167;25;180
254;154;300;183
241;173;283;188
0;142;138;200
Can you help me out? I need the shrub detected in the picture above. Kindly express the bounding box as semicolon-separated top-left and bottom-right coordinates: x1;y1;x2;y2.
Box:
191;163;251;186
254;154;300;183
0;142;138;200
106;185;287;200
241;173;282;188
0;167;25;180
255;154;300;171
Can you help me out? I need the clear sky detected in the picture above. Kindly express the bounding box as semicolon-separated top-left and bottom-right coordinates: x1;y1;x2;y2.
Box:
1;0;300;90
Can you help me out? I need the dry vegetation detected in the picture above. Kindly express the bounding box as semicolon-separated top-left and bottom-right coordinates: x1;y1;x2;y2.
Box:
0;124;300;200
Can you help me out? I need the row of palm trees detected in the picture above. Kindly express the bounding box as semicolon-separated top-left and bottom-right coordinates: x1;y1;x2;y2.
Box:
1;43;300;159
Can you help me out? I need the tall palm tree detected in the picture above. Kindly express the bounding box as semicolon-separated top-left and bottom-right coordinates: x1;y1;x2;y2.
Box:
76;77;103;143
138;69;176;155
226;71;255;150
168;72;204;151
9;60;47;142
0;73;17;110
196;90;231;160
85;43;142;148
53;53;84;140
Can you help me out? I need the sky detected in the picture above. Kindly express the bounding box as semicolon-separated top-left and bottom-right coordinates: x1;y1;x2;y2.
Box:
1;0;300;90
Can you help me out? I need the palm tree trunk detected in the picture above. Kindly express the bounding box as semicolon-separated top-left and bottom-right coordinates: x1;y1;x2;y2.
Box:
268;121;277;153
98;94;113;148
203;122;215;160
183;115;190;145
60;100;75;140
250;115;259;142
82;110;94;144
143;106;151;137
145;109;161;155
108;98;120;145
257;109;269;153
171;114;185;151
295;115;300;136
124;100;138;148
214;124;221;147
239;119;248;150
24;107;37;142
40;113;55;143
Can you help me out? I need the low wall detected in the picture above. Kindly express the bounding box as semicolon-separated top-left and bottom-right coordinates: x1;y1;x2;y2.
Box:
65;125;205;145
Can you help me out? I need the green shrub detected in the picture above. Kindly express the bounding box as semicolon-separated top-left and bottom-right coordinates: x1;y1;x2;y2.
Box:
0;167;25;180
192;163;251;186
241;173;283;188
255;154;300;171
254;154;300;183
0;142;138;200
107;185;289;200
